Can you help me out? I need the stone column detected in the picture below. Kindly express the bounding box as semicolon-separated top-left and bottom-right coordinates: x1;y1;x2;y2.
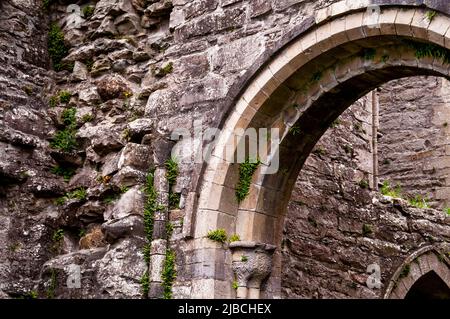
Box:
372;89;380;191
148;167;169;298
229;241;276;299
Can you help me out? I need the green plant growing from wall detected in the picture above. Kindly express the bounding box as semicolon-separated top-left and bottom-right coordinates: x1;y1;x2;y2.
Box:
232;281;239;290
82;5;95;18
55;187;87;205
313;146;327;156
48;23;69;71
361;48;376;60
49;95;59;108
426;11;437;22
51;229;64;253
143;243;151;264
46;269;58;299
162;249;176;299
289;125;301;136
23;291;38;299
144;170;158;243
166;222;174;238
51;165;75;182
59;91;72;104
78;229;86;238
403;39;450;64
362;224;373;236
229;234;240;243
165;158;180;209
331;119;341;128
52;229;64;243
23;85;33;96
408;195;430;209
311;71;323;82
235;158;260;203
84;58;94;72
343;144;353;155
51;127;77;152
140;169;163;297
399;264;410;278
81;114;94;123
380;180;402;198
67;187;87;201
8;242;21;253
444;208;450;216
160;62;173;76
140;270;149;297
119;185;129;194
50;107;78;152
241;256;248;262
207;229;228;243
359;179;369;189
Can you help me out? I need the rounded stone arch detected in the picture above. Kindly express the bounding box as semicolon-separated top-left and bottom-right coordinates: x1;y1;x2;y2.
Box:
189;2;450;298
384;245;450;299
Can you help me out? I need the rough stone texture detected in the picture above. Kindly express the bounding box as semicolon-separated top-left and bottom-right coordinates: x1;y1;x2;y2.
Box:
378;77;450;209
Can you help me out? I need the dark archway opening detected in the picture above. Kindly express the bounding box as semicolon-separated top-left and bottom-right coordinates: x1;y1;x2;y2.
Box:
405;271;450;299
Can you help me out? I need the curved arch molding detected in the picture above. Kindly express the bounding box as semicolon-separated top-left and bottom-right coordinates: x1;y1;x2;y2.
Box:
186;1;450;298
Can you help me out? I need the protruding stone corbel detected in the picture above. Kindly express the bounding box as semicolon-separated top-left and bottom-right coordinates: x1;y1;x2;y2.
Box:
229;241;276;299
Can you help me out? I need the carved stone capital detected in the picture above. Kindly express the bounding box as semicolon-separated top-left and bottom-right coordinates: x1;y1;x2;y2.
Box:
229;241;276;294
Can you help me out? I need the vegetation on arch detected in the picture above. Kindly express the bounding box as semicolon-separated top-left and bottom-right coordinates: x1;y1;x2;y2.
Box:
235;157;261;203
403;39;450;64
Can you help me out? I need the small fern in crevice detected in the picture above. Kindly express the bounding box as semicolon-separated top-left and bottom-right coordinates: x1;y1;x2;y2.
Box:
48;23;69;71
140;270;149;297
235;158;260;203
399;264;410;278
426;11;437;22
82;5;95;18
408;195;430;209
228;234;240;243
165;158;180;209
162;249;176;299
207;229;228;243
144;170;158;243
51;165;76;182
50;107;78;152
380;180;402;198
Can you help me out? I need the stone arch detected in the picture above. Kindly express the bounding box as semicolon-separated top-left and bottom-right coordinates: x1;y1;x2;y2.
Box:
189;2;450;298
384;245;450;299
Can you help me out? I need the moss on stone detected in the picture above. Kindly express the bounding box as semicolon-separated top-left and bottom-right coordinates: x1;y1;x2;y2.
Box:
362;224;373;236
399;264;410;278
403;39;450;64
82;5;95;18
